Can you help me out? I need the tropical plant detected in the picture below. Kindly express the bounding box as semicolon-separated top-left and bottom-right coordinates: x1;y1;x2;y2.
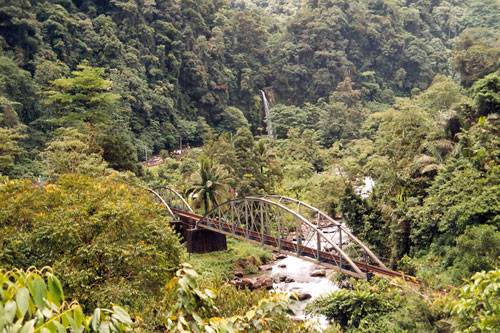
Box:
306;277;401;329
186;158;233;214
42;62;120;127
0;267;133;332
447;268;500;332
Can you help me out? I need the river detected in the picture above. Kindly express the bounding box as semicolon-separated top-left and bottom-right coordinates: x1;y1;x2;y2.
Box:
250;254;338;329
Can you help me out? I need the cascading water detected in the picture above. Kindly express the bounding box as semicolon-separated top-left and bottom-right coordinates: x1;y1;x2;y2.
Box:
261;90;275;139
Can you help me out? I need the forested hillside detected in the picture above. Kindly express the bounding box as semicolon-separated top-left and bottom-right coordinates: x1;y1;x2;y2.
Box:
1;0;498;177
2;0;500;331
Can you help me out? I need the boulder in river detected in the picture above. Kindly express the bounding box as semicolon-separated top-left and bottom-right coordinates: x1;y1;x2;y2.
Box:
278;264;287;268
275;253;287;260
230;277;254;289
285;277;295;283
310;269;326;277
259;264;273;271
290;292;312;301
254;276;274;290
233;271;243;278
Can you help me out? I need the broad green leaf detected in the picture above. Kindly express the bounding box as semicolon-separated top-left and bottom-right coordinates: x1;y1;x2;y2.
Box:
73;307;85;327
246;310;256;320
31;278;47;310
16;287;30;318
98;321;110;333
91;309;100;331
19;319;35;333
111;306;131;324
5;300;17;324
47;276;64;306
53;320;66;333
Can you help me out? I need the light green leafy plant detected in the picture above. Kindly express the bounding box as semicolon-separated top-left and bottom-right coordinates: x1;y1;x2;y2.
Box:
0;267;133;332
448;268;500;332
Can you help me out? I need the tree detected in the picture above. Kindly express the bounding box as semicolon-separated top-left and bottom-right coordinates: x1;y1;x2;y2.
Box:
268;104;309;139
0;56;40;123
453;33;500;87
41;128;108;181
186;158;233;214
0;97;24;175
472;72;500;117
218;106;249;133
0;174;183;313
43;62;120;127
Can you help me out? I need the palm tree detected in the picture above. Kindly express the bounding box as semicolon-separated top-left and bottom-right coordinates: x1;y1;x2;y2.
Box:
186;158;233;214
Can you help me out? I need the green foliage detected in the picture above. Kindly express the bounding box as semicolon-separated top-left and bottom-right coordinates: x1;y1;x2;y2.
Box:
0;56;40;123
0;97;25;175
43;62;120;127
306;277;401;330
202;128;282;196
409;117;500;252
472;72;500;117
269;104;310;139
189;238;272;278
41;128;108;181
453;33;500;87
165;263;218;332
309;276;447;332
339;185;389;257
444;225;500;284
218;107;249;134
448;268;500;332
186;158;233;214
0;267;133;332
165;263;302;332
0;174;183;313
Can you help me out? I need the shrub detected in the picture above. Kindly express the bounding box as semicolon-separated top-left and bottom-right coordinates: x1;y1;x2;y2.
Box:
0;174;183;314
0;267;133;332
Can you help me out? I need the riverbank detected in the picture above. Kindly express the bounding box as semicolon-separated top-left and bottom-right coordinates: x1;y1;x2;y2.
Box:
189;237;273;278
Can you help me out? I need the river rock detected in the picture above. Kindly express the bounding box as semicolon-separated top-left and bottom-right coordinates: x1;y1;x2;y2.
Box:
275;253;287;260
310;269;326;277
278;264;287;268
279;275;287;282
233;271;243;278
285;277;295;283
254;276;274;290
259;264;273;271
290;293;312;301
230;277;254;290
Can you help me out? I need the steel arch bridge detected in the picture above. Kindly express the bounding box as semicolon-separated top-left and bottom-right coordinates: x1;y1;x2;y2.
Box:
149;187;405;280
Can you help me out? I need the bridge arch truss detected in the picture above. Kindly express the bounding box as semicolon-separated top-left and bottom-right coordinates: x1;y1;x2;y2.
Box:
148;186;194;218
196;197;386;279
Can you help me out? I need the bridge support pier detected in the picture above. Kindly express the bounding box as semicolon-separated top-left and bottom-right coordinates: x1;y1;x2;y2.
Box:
186;228;227;254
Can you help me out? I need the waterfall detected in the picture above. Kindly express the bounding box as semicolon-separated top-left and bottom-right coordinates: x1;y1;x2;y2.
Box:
261;90;274;139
